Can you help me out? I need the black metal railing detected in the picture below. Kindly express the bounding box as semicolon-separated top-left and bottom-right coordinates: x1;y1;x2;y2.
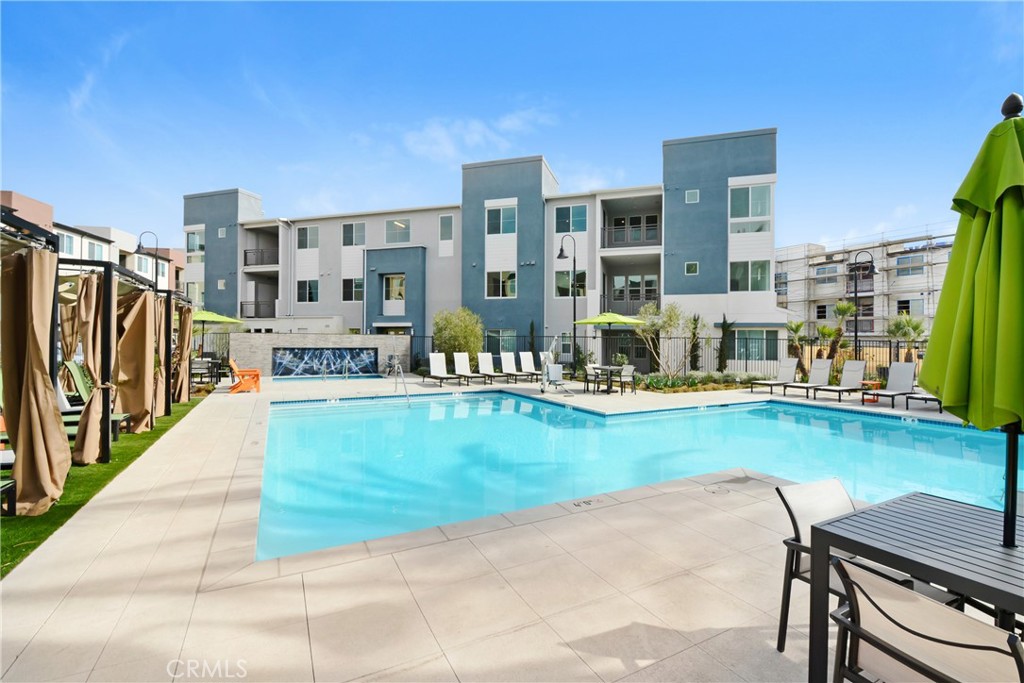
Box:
240;300;275;318
599;295;660;316
601;225;661;248
244;248;279;266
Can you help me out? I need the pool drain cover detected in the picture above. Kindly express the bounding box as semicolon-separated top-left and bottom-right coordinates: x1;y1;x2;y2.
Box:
704;484;729;495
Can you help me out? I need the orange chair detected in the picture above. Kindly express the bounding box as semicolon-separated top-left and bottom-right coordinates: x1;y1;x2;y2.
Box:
228;359;261;394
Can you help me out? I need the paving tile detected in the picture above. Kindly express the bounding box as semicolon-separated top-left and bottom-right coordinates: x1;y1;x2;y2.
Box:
617;646;745;683
355;654;458;682
557;494;619;514
588;501;679;536
184;574;307;649
728;498;794;536
394;538;496;594
446;622;599;682
366;527;448;556
638;491;720;521
533;512;627;552
302;555;410;620
501;503;568;526
501;553;616;617
545;593;691;682
698;612;811;682
439;514;512;540
572;538;683;592
681;510;785;553
605;485;663;503
468;524;564;570
178;620;312;682
692;551;784;612
629;573;763;644
681;484;762;512
276;540;369;577
631;524;735;570
648;477;704;494
88;656;175;682
414;573;538;649
209;519;257;554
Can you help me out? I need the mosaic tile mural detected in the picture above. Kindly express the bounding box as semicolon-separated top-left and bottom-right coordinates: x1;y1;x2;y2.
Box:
272;347;379;377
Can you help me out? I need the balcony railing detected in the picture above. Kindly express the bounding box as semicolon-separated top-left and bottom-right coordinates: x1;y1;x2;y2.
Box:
244;248;279;266
240;300;275;318
601;225;661;248
846;278;875;295
599;295;660;316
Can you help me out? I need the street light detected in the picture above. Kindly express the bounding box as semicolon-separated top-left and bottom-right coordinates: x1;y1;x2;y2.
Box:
849;250;878;360
556;234;578;373
135;230;159;280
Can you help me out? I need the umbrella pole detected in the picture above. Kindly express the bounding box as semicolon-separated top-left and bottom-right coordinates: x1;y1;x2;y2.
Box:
1004;421;1020;548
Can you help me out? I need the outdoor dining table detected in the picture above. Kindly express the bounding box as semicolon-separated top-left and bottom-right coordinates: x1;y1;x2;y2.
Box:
807;492;1024;682
594;365;623;394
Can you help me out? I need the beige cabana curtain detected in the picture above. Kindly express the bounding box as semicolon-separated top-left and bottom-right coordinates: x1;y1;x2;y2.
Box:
172;304;193;403
1;248;72;515
72;273;108;465
58;289;79;392
153;295;166;417
113;290;154;433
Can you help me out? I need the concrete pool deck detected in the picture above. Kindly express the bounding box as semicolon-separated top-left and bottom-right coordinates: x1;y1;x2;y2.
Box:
1;377;956;682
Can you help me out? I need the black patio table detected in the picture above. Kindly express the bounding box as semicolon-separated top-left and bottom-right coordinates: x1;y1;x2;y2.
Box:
594;365;623;394
808;492;1024;682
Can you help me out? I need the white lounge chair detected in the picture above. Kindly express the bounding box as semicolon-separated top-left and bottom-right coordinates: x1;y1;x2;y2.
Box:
477;353;510;384
453;352;487;385
518;352;542;381
906;391;944;412
499;352;530;383
782;358;833;398
831;559;1024;683
861;362;917;408
750;358;799;394
541;363;573;395
813;360;866;402
426;353;461;387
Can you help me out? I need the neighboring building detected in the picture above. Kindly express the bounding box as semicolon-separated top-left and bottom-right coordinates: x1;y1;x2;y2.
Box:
73;226;173;290
184;128;788;370
147;247;185;292
1;190;55;230
774;233;953;338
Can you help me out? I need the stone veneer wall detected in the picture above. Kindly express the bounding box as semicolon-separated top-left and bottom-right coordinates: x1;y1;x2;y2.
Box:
229;333;411;376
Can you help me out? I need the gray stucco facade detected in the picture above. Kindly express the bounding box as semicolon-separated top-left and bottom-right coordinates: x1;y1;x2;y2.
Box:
365;246;427;336
662;129;777;295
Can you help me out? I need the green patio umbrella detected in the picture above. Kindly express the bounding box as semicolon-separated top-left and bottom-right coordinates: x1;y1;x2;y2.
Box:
190;309;245;355
919;93;1024;548
575;312;645;364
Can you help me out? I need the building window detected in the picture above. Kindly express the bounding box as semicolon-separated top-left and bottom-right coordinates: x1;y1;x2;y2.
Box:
298;279;319;302
684;262;699;276
815;265;838;284
816;304;833;320
486;270;516;298
187;254;205;264
217;279;226;290
136;255;150;274
555;205;587;233
729;260;770;292
218;227;226;238
730;329;779;361
342;278;364;302
383;274;405;301
342;222;365;246
87;241;104;260
730;220;770;234
555;270;586;297
897;298;924;316
439;215;454;242
159;262;167;278
486;207;516;235
297;226;319;249
485;329;517;354
730;184;771;219
386;219;411;244
775;271;788;295
896;254;925;276
685;189;700;204
58;233;75;255
560;332;572;357
186;231;205;252
185;282;205;306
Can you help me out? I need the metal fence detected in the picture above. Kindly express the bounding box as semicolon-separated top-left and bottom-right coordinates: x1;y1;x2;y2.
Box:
193;331;231;361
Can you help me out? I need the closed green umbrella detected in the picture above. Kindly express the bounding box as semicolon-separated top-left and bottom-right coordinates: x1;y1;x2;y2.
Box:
919;93;1024;548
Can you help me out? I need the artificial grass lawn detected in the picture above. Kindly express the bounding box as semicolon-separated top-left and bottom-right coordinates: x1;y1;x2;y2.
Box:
0;396;204;578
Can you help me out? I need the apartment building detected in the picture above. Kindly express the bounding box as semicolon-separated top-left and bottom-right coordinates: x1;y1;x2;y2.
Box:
774;233;953;338
184;128;789;369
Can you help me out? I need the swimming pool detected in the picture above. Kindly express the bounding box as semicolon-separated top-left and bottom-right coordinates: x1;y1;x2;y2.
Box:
256;393;1014;560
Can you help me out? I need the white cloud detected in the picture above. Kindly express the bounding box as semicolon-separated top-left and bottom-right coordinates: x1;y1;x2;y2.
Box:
494;107;558;134
560;164;627;193
403;107;556;164
68;31;131;114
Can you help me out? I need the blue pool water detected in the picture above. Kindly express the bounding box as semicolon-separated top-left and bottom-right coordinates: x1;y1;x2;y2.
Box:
256;393;1015;560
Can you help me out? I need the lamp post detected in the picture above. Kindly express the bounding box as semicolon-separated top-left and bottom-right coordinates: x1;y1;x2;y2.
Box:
135;230;159;279
556;234;578;373
849;250;877;360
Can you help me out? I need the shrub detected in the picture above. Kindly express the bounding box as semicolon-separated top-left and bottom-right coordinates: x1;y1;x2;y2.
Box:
432;307;484;369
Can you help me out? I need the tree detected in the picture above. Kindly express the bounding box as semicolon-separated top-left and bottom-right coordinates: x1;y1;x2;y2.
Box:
885;313;926;361
717;315;736;372
685;314;708;371
827;301;857;359
785;320;809;378
636;302;685;378
432;307;484;370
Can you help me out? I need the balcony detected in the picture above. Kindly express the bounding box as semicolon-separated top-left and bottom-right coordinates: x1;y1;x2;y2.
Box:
846;277;875;295
601;224;661;249
244;248;279;267
240;300;275;318
600;295;660;316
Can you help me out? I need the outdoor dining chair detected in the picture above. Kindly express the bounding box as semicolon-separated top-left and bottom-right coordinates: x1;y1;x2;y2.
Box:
618;364;637;394
582;364;599;394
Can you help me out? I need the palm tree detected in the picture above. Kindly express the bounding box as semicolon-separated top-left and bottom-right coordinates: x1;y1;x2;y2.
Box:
828;301;858;359
885;313;926;361
785;320;809;378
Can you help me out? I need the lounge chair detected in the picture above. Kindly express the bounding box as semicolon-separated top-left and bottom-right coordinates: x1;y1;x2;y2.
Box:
477;353;510;383
453;352;487;385
0;477;14;516
831;558;1024;683
426;353;461;387
906;391;943;412
782;358;832;398
518;352;542;381
618;364;637;394
774;478;961;653
541;363;573;395
499;352;530;383
813;360;866;402
861;362;917;408
228;359;261;394
750;358;799;394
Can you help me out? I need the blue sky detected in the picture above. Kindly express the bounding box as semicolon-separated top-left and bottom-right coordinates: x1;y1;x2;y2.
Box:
2;2;1021;250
